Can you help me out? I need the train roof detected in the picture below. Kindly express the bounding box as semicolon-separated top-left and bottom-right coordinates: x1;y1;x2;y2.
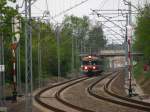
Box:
82;56;99;61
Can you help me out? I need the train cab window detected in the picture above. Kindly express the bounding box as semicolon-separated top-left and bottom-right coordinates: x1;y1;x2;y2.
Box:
82;61;90;65
91;61;98;65
91;61;102;65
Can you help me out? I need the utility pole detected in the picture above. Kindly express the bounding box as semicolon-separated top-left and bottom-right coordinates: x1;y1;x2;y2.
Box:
12;15;21;101
112;40;115;71
25;0;33;111
15;6;22;96
2;33;5;104
0;13;4;106
0;33;5;106
125;14;128;80
38;20;42;88
0;26;2;107
75;37;78;72
56;25;61;82
127;1;133;97
16;42;21;95
13;16;22;96
71;34;75;72
11;17;18;101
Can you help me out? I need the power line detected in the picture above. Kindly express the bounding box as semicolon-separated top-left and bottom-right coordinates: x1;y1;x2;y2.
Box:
93;9;136;11
52;0;90;19
101;23;124;37
106;31;124;42
98;19;126;22
19;0;38;14
99;0;110;10
92;10;126;31
16;0;25;8
45;0;57;23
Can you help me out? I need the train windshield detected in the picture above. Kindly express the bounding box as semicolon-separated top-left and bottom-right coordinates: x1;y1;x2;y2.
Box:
82;61;90;65
82;61;100;65
91;61;98;65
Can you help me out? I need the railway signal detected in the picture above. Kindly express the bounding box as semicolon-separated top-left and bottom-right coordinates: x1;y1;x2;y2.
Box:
11;15;21;101
11;42;17;101
127;24;133;97
126;1;133;97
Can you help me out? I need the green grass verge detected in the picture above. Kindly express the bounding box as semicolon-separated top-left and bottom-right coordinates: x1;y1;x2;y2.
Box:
133;61;150;79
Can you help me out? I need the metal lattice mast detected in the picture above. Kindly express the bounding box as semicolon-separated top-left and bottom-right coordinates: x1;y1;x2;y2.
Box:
25;0;33;111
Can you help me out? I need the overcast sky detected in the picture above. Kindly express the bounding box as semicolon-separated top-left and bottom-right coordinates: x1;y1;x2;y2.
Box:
12;0;149;44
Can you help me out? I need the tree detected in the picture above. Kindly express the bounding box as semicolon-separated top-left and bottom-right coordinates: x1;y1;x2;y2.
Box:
0;0;18;82
88;23;106;53
134;4;150;63
61;15;90;71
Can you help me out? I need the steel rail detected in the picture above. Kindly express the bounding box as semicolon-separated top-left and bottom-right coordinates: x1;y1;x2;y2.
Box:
55;77;94;112
55;72;114;112
35;76;88;112
104;73;150;110
87;71;150;111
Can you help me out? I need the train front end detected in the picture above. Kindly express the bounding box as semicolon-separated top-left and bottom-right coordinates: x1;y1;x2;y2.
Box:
81;55;102;76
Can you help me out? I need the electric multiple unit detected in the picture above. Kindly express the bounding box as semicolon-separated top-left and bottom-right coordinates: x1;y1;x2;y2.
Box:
81;55;103;76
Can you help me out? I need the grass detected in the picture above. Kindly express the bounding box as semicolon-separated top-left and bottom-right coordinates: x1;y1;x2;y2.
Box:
133;61;144;78
133;61;150;94
133;61;150;78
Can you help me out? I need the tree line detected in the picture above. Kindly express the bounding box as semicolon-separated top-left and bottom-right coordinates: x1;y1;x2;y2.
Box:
133;3;150;78
0;0;106;84
134;3;150;63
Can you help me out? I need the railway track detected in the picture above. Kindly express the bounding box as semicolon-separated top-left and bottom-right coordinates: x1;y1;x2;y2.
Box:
55;78;96;112
35;72;114;112
88;71;150;112
35;76;93;112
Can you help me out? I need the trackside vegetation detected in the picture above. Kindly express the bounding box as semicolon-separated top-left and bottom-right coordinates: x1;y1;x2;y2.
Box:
0;0;106;86
133;3;150;94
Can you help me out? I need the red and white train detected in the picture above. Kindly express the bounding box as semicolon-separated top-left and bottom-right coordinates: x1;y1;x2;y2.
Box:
81;55;103;76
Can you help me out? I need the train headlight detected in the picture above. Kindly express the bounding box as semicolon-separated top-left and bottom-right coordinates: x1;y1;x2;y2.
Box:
88;56;92;59
93;66;96;70
84;66;88;70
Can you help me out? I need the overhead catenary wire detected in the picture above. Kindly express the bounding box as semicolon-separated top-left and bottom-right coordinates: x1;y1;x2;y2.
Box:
93;10;126;31
99;0;110;10
105;31;124;43
105;34;124;44
16;0;25;8
45;0;57;23
19;0;38;14
101;23;124;38
52;0;90;19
